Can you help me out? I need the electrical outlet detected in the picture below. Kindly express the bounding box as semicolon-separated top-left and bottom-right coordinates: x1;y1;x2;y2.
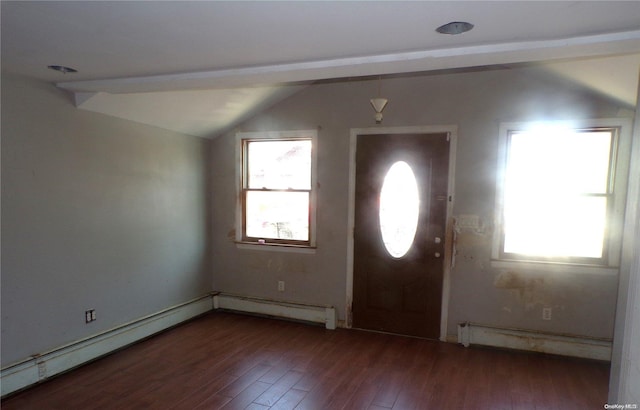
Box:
278;281;285;292
85;309;96;323
542;307;552;321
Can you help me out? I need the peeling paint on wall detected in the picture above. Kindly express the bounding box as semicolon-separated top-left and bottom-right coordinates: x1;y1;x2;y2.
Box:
454;214;486;235
494;271;549;311
243;253;310;276
455;232;487;248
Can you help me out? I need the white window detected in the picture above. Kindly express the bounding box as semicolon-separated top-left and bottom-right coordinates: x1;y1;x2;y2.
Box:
236;130;317;248
492;120;631;270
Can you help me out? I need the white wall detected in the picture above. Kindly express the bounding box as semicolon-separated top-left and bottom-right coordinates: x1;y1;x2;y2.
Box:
211;64;633;340
1;73;212;367
625;244;640;403
624;100;640;404
609;72;640;404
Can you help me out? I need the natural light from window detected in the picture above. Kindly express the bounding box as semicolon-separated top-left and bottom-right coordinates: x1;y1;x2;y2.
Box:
503;126;613;260
244;139;312;242
379;161;420;258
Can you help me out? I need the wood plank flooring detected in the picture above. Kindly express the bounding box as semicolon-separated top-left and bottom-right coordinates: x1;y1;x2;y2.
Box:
2;311;610;409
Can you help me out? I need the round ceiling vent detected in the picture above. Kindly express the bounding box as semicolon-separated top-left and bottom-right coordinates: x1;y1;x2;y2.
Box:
47;65;78;74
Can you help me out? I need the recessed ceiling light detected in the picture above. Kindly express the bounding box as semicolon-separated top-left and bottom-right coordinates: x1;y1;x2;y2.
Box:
47;65;78;74
436;21;474;35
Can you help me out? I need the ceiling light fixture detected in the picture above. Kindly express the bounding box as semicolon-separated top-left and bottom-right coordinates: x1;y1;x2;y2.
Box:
47;65;78;74
436;21;474;35
370;77;388;124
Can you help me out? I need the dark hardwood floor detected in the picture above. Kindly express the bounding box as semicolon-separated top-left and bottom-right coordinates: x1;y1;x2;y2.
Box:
2;311;610;409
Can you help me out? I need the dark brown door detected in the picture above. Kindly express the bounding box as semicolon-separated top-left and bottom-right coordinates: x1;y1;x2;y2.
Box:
352;133;449;339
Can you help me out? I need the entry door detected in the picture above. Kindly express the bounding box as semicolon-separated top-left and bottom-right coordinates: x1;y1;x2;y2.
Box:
352;133;450;339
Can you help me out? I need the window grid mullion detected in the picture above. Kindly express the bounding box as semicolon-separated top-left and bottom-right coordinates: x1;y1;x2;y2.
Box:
245;188;311;193
240;136;313;245
500;126;615;264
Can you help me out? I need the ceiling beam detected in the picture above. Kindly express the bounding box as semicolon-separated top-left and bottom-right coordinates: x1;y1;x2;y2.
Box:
56;30;640;94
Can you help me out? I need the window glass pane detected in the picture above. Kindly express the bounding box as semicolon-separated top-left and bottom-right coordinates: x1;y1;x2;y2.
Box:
509;130;612;195
246;191;309;241
247;140;311;189
379;161;420;258
504;195;606;258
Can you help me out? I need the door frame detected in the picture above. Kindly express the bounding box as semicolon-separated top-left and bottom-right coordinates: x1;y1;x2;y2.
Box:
346;125;458;341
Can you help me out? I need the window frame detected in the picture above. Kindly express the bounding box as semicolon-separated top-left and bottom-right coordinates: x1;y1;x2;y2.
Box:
235;130;317;251
491;119;632;273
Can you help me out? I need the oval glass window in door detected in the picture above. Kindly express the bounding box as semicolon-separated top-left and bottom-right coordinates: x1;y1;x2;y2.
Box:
379;161;420;258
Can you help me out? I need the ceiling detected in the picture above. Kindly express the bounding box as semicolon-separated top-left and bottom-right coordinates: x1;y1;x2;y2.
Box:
2;1;640;138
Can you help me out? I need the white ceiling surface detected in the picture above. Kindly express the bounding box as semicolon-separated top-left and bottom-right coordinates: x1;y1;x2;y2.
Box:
2;1;640;138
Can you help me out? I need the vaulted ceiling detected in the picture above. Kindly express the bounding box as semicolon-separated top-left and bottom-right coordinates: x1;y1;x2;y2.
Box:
2;1;640;138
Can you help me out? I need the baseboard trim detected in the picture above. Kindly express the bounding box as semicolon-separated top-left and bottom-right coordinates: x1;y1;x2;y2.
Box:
1;294;213;397
457;322;612;361
213;293;337;330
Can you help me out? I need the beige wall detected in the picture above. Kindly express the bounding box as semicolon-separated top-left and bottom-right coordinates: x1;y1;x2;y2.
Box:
1;73;212;366
211;65;633;340
1;62;635;371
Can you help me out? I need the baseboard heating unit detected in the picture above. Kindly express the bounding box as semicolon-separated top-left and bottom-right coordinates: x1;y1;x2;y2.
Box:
1;293;338;397
1;294;213;397
213;293;337;330
457;322;612;361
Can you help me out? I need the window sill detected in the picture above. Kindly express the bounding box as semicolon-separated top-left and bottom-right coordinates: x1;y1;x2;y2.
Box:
235;241;317;254
490;259;618;275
